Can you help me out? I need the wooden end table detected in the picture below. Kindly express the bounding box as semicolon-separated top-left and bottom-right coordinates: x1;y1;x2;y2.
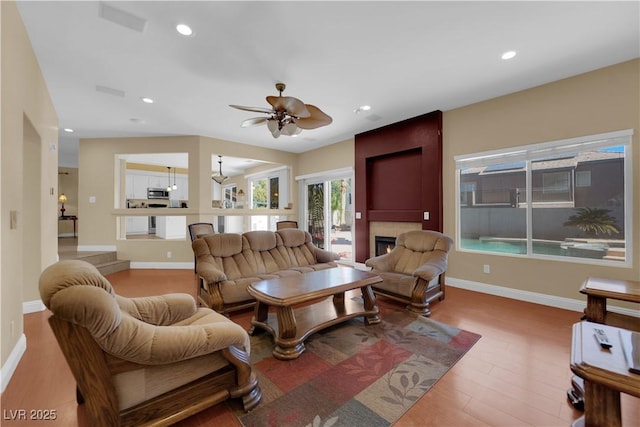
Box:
247;267;382;360
570;321;640;427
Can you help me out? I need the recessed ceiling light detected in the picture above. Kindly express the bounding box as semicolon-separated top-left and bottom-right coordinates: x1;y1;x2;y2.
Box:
354;105;372;114
63;128;74;133
176;24;193;36
501;50;517;60
141;97;154;104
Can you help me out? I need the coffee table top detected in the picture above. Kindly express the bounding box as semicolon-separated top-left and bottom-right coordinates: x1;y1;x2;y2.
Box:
248;267;382;306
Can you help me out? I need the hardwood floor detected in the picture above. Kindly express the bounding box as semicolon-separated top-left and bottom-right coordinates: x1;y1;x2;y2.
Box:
2;269;638;426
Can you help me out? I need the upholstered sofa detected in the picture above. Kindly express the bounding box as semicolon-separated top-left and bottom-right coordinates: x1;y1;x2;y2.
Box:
365;230;453;316
39;259;261;427
192;229;340;314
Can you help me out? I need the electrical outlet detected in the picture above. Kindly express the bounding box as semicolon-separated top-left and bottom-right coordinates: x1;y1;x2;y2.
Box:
167;251;172;259
483;264;490;274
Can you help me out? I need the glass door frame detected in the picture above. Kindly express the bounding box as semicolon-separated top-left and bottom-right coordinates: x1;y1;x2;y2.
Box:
297;167;354;264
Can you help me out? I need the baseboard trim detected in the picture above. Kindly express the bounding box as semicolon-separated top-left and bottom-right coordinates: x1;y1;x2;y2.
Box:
446;276;639;318
1;334;26;393
77;245;118;252
23;299;45;314
130;261;193;269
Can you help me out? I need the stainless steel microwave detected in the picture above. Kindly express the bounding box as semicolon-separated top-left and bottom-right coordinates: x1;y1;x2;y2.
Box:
147;188;169;199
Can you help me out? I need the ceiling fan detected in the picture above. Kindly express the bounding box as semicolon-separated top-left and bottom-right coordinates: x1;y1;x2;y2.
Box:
230;83;332;138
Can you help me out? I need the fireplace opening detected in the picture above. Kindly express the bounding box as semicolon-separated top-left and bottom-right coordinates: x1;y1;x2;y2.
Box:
375;236;396;256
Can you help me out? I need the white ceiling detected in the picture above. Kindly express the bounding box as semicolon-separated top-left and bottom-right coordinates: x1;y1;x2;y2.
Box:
17;1;640;168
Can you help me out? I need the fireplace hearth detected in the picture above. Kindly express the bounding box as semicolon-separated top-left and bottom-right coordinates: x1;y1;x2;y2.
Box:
375;236;396;256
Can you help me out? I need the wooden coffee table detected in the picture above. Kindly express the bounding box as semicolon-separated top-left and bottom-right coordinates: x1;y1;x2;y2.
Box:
247;267;382;360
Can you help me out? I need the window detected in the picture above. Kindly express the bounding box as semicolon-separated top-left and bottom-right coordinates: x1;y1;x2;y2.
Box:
244;166;290;231
223;185;237;208
455;130;632;265
576;171;591;187
246;166;289;210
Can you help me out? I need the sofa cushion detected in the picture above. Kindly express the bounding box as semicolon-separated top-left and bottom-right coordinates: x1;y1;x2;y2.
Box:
243;231;292;273
277;229;320;267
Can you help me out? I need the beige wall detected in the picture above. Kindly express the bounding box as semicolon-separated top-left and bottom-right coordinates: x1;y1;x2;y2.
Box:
442;59;640;301
78;135;297;262
296;138;354;176
1;1;59;366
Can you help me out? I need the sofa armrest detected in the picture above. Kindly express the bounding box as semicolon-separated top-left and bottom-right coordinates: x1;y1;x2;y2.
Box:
365;252;394;272
314;247;340;263
116;293;197;326
104;313;251;364
413;251;448;282
196;261;227;283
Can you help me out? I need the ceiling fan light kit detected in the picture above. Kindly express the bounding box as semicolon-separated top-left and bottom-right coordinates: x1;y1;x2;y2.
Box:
230;83;332;139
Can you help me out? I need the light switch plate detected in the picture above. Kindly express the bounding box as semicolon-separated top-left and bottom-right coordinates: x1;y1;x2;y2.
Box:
355;212;362;219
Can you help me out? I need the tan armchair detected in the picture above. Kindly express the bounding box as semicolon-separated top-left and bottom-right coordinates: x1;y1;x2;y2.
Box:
365;230;452;316
39;260;261;427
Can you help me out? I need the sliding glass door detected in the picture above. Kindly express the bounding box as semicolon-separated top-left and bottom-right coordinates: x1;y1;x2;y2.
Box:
304;174;353;261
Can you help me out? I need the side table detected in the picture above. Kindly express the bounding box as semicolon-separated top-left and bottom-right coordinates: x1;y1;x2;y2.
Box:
580;277;640;331
570;321;640;427
58;215;78;238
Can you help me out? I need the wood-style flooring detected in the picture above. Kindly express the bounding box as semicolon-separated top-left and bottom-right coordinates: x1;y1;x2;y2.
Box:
2;268;638;426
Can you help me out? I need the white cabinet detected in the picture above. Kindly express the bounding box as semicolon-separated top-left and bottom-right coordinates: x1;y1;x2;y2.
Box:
156;216;186;239
126;216;148;234
126;170;188;200
169;174;188;200
126;173;150;199
133;175;148;199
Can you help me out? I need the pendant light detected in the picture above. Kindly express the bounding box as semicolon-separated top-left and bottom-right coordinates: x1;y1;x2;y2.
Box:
212;155;229;184
172;167;177;190
166;166;172;192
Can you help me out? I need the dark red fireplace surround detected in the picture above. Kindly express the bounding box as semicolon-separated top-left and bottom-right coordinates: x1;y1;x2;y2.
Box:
354;110;443;262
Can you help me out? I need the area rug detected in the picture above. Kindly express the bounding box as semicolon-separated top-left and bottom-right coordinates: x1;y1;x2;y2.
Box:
233;303;481;427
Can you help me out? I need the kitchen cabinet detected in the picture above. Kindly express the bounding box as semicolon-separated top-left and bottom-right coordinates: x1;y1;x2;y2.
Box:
126;173;149;199
126;216;148;235
156;216;186;239
169;174;188;200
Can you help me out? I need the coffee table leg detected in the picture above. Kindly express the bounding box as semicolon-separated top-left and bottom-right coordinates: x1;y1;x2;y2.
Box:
248;301;269;335
273;306;305;360
361;285;381;325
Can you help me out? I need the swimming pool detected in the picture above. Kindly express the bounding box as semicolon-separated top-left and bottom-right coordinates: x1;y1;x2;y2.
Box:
460;238;608;259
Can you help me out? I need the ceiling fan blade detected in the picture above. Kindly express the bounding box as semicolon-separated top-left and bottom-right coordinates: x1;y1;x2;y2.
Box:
229;104;274;114
241;117;268;128
266;96;310;118
294;104;332;129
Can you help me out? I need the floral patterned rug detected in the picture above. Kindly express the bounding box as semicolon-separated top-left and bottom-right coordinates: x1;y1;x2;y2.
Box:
233;302;481;427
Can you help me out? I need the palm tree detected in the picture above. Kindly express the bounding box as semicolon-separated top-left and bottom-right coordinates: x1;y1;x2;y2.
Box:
563;207;620;236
